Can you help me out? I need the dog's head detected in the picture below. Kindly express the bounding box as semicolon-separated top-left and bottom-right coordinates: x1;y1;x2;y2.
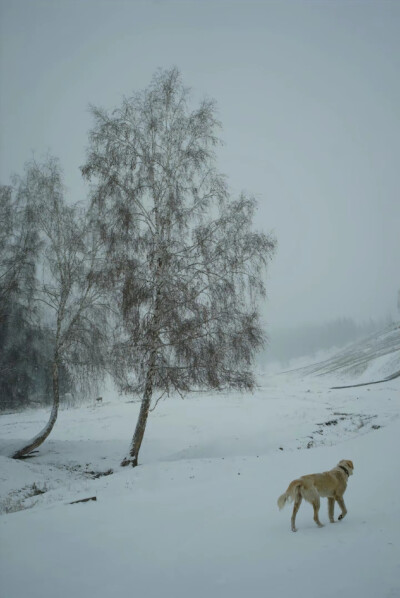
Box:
338;459;354;476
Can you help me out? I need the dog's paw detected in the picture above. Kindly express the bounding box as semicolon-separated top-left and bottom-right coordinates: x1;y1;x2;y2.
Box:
338;513;346;521
291;527;297;532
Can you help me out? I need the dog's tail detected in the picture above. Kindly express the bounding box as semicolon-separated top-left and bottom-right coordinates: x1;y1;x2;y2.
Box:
277;480;302;510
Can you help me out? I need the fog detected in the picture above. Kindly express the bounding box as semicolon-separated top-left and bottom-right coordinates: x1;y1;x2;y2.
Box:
1;0;399;331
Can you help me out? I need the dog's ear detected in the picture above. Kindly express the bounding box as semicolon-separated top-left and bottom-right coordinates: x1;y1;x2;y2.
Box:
346;460;354;470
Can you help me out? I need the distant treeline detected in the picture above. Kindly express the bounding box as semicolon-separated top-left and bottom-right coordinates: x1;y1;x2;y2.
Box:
0;299;73;412
262;317;393;366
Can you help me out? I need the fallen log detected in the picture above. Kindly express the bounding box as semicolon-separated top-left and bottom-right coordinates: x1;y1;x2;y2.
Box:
70;496;97;504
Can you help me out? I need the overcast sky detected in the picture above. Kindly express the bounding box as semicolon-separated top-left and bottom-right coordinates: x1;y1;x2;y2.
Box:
1;0;399;328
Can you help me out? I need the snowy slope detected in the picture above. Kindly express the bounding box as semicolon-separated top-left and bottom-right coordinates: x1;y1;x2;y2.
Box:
288;321;400;384
0;361;399;597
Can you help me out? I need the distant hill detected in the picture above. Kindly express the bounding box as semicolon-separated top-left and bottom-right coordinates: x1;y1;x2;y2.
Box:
287;321;400;385
262;317;391;365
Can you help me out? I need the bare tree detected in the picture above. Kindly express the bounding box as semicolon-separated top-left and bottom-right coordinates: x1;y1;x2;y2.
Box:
82;68;276;467
12;157;110;459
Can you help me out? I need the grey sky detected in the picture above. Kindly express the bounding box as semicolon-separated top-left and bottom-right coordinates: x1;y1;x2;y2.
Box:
1;0;399;327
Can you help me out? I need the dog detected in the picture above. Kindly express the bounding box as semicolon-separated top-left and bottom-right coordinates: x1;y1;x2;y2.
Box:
277;459;354;532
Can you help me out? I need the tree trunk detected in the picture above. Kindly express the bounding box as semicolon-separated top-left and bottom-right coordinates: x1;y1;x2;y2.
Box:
121;350;155;467
12;356;60;459
121;253;162;468
121;180;163;468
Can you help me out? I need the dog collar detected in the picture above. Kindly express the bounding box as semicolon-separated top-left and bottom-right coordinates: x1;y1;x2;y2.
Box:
338;465;349;477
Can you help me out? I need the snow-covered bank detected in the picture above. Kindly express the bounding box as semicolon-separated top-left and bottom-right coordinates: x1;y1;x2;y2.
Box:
0;371;399;598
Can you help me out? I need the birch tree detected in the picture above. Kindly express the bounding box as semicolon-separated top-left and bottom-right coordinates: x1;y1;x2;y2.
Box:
12;157;110;459
82;68;276;467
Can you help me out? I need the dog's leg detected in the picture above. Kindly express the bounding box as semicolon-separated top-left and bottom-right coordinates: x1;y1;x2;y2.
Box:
328;497;335;523
336;497;347;520
291;495;302;532
312;497;324;528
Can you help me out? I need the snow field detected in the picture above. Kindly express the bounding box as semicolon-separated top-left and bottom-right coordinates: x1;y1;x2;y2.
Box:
0;373;399;598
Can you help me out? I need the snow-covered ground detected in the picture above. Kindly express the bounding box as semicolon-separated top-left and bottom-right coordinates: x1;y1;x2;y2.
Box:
0;351;399;598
